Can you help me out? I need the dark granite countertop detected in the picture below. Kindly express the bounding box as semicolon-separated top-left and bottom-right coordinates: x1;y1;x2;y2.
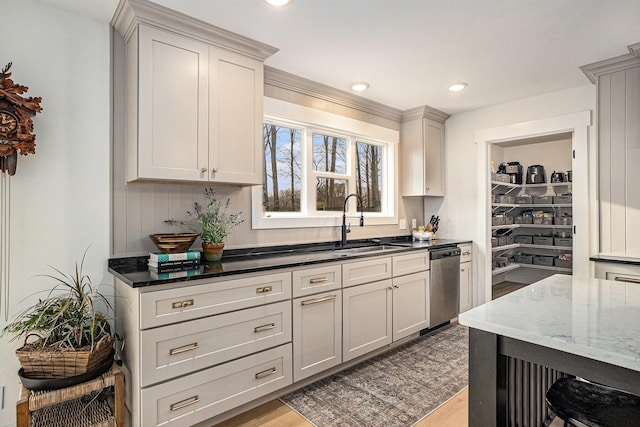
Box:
590;254;640;266
109;236;471;288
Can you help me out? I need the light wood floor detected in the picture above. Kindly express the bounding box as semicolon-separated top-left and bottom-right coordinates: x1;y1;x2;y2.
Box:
215;388;469;427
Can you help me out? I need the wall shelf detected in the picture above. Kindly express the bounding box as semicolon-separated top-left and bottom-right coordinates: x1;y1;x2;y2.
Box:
492;203;572;208
492;243;573;252
491;224;572;231
492;263;572;276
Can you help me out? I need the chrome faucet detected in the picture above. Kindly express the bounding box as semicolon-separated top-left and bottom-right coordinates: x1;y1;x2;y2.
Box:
341;193;364;247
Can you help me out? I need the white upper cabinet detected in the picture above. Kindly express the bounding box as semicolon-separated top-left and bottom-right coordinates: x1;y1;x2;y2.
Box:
136;26;210;181
112;0;277;185
209;48;263;184
400;106;450;197
581;43;640;256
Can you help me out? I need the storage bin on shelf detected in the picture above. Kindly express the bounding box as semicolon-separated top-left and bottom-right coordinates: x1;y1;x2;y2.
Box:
515;235;533;244
515;254;533;264
554;237;572;246
492;216;506;226
554;253;572;268
533;195;553;204
553;195;572;204
533;236;554;245
533;255;554;266
554;216;572;225
516;195;533;204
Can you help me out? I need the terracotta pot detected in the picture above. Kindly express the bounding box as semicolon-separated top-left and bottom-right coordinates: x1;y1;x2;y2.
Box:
202;242;225;262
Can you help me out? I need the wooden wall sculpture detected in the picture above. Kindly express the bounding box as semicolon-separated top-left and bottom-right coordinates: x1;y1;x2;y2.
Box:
0;62;43;176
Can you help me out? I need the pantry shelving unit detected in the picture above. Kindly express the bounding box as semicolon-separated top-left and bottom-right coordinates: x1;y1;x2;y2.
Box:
491;180;573;278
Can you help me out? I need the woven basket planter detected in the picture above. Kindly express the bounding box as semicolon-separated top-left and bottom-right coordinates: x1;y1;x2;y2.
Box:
16;335;114;379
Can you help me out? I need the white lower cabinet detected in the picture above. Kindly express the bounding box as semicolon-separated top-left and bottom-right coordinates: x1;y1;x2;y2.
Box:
141;344;292;427
342;279;393;362
392;271;430;341
459;261;473;313
293;290;342;381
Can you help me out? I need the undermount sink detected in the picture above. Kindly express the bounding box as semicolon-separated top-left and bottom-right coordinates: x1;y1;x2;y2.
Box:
332;244;403;256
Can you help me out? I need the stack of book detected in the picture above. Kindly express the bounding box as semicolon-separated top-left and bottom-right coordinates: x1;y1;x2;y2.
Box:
148;250;201;274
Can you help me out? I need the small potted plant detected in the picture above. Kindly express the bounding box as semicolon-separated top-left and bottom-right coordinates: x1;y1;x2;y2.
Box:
166;188;244;261
3;250;114;382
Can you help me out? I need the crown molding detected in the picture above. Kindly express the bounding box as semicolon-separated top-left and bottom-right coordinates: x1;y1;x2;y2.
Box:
264;67;403;122
400;105;450;124
111;0;278;61
580;42;640;84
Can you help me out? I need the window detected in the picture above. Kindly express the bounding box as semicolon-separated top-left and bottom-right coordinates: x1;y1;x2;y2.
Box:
252;98;398;229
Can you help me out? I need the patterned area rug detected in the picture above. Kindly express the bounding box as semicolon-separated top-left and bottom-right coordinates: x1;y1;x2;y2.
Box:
280;324;468;427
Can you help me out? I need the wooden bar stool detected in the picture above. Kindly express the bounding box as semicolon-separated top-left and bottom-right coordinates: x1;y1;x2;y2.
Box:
546;377;640;427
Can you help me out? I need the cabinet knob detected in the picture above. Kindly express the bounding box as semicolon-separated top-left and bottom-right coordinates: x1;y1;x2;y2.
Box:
393;285;399;289
212;168;219;173
201;167;208;173
426;186;430;191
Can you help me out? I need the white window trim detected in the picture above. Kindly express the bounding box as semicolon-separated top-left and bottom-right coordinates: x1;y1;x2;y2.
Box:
252;98;399;230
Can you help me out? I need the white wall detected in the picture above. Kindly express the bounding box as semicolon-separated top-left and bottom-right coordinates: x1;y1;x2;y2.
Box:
426;84;596;307
0;1;110;424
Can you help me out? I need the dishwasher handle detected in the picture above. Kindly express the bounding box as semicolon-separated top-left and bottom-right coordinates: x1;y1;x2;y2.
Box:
430;247;461;260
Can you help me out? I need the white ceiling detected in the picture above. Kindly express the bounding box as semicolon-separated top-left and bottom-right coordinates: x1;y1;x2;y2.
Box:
40;0;640;114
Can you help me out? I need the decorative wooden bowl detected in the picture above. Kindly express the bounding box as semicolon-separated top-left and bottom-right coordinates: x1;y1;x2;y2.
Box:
149;233;198;253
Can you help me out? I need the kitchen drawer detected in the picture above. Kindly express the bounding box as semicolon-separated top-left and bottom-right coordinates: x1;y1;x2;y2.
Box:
342;257;392;288
292;263;341;298
595;262;640;282
141;343;292;427
140;300;291;387
392;250;429;277
459;244;472;263
139;271;292;329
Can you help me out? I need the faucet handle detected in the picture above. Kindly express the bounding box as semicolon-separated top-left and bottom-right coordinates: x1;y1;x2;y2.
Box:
346;222;351;233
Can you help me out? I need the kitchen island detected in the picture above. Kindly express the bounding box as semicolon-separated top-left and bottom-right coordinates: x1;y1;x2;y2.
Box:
459;274;640;427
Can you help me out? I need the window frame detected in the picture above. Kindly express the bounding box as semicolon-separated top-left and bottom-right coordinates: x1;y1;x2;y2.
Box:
252;98;399;230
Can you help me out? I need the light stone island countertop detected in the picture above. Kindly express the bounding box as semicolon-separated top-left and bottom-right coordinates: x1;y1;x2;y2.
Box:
459;274;640;373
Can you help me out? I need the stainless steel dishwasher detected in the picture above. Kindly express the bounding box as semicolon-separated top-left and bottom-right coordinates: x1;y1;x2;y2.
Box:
430;246;461;327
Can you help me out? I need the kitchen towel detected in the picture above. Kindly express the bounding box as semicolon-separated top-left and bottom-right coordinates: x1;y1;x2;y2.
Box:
280;324;468;427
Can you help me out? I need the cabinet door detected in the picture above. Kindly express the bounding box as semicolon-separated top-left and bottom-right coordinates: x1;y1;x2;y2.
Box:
209;47;263;185
459;261;473;313
392;271;429;341
423;118;444;196
293;291;342;382
342;280;393;362
137;25;209;181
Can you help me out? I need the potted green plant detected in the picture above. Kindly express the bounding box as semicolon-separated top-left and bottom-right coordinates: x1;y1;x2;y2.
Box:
2;251;114;380
166;188;244;261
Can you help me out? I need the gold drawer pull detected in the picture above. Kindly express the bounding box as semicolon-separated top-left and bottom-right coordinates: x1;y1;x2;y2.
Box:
169;342;199;355
254;323;277;333
309;277;329;284
170;395;199;411
255;367;278;379
614;276;640;284
301;294;337;306
171;299;194;309
256;286;273;294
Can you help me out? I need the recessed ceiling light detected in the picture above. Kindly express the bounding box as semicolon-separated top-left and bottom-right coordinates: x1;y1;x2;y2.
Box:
264;0;292;6
350;82;370;91
448;82;468;92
